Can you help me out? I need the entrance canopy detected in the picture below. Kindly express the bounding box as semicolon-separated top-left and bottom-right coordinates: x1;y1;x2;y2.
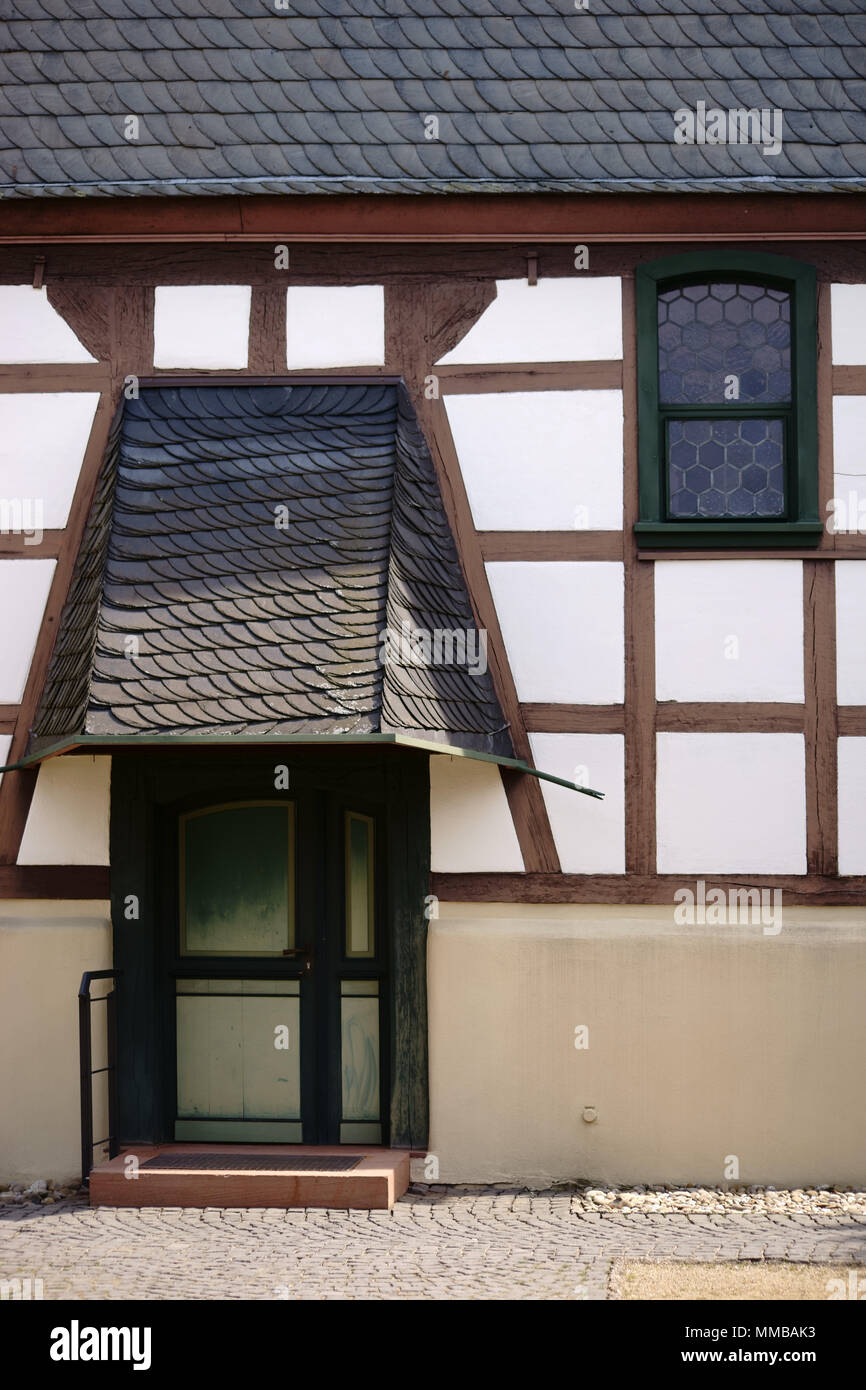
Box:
29;380;602;799
34;381;507;750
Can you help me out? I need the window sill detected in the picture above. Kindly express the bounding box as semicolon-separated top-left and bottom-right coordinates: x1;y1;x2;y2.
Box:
634;521;824;550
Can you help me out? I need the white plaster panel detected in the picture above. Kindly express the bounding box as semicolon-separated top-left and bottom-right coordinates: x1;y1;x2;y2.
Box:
830;285;866;364
0;560;55;702
18;756;111;865
0;287;96;363
485;561;624;703
0;393;100;530
429;755;523;872
656;732;807;874
831;397;866;481
655;561;804;702
838;737;866;874
445;390;623;530
153;285;251;368
286;285;385;367
835;563;866;704
529;733;625;873
437;278;623;363
0;734;10;789
831;398;866;535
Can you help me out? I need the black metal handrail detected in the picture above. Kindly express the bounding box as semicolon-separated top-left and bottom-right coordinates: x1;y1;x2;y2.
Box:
78;970;120;1186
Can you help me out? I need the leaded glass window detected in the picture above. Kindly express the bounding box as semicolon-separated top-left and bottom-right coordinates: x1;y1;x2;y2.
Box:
635;252;820;549
659;283;791;520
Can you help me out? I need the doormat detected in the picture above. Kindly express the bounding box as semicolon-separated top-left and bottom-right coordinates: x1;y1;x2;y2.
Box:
140;1154;363;1173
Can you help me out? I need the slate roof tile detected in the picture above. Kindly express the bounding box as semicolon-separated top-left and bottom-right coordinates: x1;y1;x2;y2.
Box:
2;0;865;195
35;383;510;752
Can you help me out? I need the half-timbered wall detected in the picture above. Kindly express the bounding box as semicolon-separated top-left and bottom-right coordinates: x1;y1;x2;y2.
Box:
1;240;864;902
1;236;864;1184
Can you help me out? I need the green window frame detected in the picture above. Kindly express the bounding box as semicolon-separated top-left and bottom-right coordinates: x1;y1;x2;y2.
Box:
635;251;821;549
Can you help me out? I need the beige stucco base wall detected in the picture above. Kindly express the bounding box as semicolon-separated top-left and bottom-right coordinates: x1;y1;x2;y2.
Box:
0;902;112;1185
3;898;863;1188
427;904;866;1188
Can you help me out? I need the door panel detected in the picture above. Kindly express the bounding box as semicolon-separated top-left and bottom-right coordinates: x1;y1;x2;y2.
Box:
175;979;302;1139
340;980;381;1143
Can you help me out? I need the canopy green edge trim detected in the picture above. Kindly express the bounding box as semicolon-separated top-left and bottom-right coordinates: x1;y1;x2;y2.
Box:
14;733;604;799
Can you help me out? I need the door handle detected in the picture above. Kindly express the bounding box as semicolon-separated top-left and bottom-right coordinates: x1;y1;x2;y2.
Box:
281;947;313;974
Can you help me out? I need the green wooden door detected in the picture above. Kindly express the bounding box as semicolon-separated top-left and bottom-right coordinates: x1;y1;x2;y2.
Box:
170;796;386;1145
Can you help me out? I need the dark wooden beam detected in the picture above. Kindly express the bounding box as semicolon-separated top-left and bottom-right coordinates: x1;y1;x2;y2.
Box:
46;284;111;360
0;865;110;899
655;702;805;733
141;369;397;384
0;767;38;865
495;767;561;873
621;275;656;875
838;707;866;734
828;538;866;557
804;282;840;876
429;280;497;362
804;561;839;875
832;365;866;395
522;704;625;734
0;532;64;558
1;241;863;289
0;364;110;391
247;284;287;374
524;702;810;734
432;871;866;907
817;282;837;558
384;279;561;872
110;286;154;378
437;361;622;393
420;397;561;873
3;193;866;243
478;531;624;562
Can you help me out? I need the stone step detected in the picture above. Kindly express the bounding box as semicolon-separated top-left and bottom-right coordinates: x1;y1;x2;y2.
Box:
89;1144;410;1210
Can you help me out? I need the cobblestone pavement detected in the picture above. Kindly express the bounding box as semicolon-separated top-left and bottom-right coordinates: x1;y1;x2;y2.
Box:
1;1188;865;1301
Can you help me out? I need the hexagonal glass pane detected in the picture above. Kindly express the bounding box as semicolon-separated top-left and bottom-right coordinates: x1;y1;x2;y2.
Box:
658;283;791;404
666;419;785;518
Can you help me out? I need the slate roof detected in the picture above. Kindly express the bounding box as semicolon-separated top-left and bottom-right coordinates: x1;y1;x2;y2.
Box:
33;382;512;755
1;0;865;197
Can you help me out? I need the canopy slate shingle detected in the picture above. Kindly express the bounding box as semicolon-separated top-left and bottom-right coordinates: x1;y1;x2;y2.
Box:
33;382;512;756
1;0;865;196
